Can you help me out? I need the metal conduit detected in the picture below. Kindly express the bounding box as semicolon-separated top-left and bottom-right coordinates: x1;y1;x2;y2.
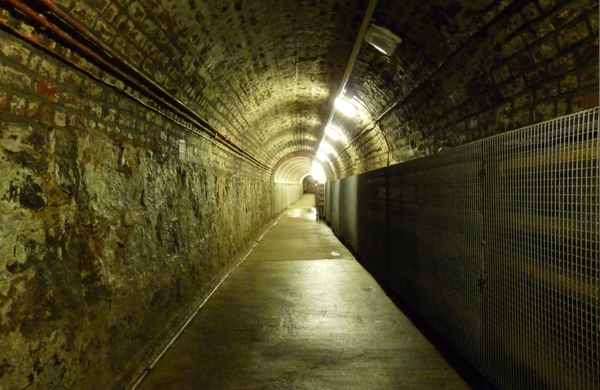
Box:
315;0;378;153
1;0;271;171
0;17;262;168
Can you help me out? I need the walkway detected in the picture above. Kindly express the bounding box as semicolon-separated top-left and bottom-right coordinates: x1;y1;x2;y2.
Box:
137;194;476;390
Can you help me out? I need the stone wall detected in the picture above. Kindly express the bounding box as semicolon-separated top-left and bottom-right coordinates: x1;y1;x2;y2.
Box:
0;28;271;389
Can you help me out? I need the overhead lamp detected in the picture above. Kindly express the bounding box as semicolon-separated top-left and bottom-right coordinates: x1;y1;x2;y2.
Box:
316;150;328;161
350;96;365;108
325;125;341;141
319;142;334;155
311;161;326;182
364;24;402;56
335;97;357;117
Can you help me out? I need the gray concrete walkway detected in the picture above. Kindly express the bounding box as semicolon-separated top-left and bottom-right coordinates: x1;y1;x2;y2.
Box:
137;194;474;390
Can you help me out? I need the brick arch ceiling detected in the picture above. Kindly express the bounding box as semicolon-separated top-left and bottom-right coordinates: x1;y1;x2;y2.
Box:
151;0;369;174
272;157;313;184
45;0;599;179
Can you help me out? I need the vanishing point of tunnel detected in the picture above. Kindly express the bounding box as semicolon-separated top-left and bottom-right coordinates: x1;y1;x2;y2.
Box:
0;0;598;389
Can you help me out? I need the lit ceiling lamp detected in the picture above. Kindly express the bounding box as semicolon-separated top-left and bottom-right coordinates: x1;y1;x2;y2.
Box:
319;142;334;155
325;125;341;141
311;161;326;182
364;24;402;56
334;97;358;117
316;150;328;161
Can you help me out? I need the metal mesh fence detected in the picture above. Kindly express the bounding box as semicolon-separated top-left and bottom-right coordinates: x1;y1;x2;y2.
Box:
325;181;332;222
385;142;484;372
324;107;599;389
356;168;387;276
483;107;599;390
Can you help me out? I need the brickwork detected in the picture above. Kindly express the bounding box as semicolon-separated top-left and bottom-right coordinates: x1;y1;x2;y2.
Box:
4;1;593;180
0;0;597;388
43;0;368;167
346;0;599;168
0;27;271;389
330;128;388;178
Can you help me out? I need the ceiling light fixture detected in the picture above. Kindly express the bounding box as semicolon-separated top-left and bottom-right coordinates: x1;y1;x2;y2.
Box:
364;24;402;56
311;161;326;182
316;150;328;161
334;97;357;117
325;125;341;141
319;142;334;155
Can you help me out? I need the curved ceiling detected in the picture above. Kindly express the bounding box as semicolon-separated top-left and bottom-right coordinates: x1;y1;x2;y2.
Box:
271;151;331;184
157;0;369;169
272;157;313;184
45;0;598;180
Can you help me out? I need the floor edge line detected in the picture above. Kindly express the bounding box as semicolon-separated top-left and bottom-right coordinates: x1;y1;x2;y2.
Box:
129;209;288;390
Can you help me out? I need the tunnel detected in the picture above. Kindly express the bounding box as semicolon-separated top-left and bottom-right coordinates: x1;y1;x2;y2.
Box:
0;0;598;389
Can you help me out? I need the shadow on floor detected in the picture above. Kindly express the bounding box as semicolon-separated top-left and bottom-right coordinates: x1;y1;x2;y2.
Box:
328;227;499;390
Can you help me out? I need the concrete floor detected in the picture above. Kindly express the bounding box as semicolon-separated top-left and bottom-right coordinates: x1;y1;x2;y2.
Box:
137;194;479;390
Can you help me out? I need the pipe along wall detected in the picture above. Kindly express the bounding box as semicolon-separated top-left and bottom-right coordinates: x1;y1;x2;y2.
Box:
0;25;272;390
324;108;599;390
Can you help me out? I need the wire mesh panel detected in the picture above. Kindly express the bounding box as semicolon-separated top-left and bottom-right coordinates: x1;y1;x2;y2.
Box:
355;168;387;277
329;180;341;232
386;142;485;371
324;108;599;389
483;107;599;390
325;181;332;222
338;176;359;249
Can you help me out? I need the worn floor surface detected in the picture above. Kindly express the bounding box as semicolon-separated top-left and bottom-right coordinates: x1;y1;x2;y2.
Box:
137;194;476;390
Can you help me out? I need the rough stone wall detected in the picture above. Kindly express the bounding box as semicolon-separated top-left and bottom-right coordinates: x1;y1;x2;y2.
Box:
0;28;271;390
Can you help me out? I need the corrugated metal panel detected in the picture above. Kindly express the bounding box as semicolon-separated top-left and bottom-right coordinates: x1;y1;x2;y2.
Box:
316;183;325;219
325;181;332;222
330;180;340;232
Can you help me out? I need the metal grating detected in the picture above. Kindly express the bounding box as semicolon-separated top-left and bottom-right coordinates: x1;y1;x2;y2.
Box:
385;142;485;372
356;168;388;275
483;107;599;389
324;107;599;389
325;181;332;223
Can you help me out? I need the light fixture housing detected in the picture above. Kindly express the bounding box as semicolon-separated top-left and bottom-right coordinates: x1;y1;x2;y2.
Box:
325;125;341;141
335;97;357;117
316;151;328;161
311;161;326;182
364;24;402;56
319;142;334;155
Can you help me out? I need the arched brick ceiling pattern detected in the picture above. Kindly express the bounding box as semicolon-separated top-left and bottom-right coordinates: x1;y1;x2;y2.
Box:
111;0;369;168
273;157;313;183
271;151;333;184
341;0;525;168
344;0;598;166
54;0;598;180
317;102;384;178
